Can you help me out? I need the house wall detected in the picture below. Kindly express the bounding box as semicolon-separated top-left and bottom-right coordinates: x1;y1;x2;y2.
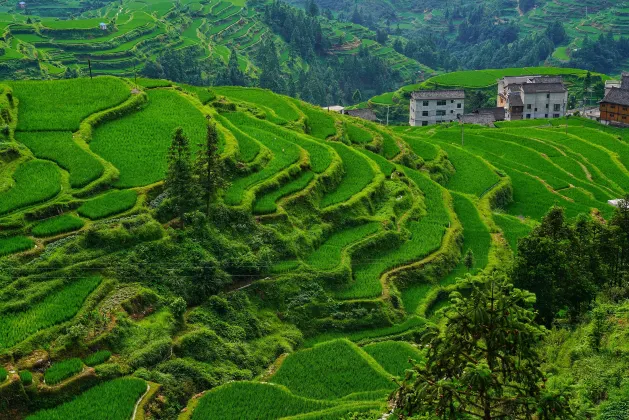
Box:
409;98;464;126
600;102;629;126
519;92;567;120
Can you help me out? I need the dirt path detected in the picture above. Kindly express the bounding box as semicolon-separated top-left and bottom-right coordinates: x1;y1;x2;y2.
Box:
133;383;150;420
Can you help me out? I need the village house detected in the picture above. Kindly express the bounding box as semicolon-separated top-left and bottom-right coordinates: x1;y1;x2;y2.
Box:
99;22;108;30
600;72;629;127
409;90;465;126
497;76;568;121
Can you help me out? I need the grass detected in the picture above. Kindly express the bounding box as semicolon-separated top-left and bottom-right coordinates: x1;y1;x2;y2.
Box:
84;350;112;367
44;358;83;385
346;123;373;144
300;104;337;140
0;277;101;351
32;214;85;237
305;223;380;270
27;378;147;420
359;149;396;176
90;89;207;187
15;131;104;188
320;142;375;208
437;142;500;196
400;135;440;160
0;367;6;382
216;116;259;162
77;190;138;220
213;87;301;123
494;213;533;255
253;171;314;215
425;67;597;88
270;339;395;400
9;77;130;131
363;341;424;377
0;236;34;256
191;382;335;420
0;160;61;216
20;371;32;386
377;129;401;159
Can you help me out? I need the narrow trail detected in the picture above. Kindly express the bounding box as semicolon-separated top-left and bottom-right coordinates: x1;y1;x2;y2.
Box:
132;383;150;420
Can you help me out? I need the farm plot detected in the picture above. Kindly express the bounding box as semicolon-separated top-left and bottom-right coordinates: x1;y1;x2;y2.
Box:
363;341;424;377
44;358;84;385
494;213;533;255
191;382;336;420
253;171;314;214
562;127;629;171
358;149;396;176
32;214;84;237
9;77;130;131
90;89;207;187
216;115;260;162
294;102;337;140
435;141;500;196
0;236;34;257
0;160;61;216
346;123;373;144
320;142;376;208
0;277;101;350
214;87;302;123
270;339;395;400
399;135;440;160
77;189;138;220
305;223;381;271
15;131;104;188
27;378;147;420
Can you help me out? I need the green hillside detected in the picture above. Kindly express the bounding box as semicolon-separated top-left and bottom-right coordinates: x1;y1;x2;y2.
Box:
0;76;628;418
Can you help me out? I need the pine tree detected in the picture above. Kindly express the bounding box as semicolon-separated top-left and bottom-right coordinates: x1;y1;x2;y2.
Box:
194;121;226;216
394;273;572;419
227;47;245;86
166;127;199;224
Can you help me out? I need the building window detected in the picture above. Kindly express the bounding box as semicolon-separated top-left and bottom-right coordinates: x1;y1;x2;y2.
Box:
624;107;628;111
423;101;429;106
451;110;454;114
422;111;428;116
611;105;616;109
526;114;531;119
545;114;548;118
527;104;532;110
546;94;550;99
611;113;615;117
457;103;462;109
451;100;454;103
535;108;538;112
554;104;561;111
457;114;461;119
437;100;446;106
436;110;446;116
553;113;560;118
422;121;428;126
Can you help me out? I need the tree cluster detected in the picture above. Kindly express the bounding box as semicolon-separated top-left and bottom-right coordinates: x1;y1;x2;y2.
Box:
568;34;629;74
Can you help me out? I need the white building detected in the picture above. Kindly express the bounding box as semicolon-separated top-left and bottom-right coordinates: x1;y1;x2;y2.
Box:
99;22;108;30
497;76;568;121
409;90;465;126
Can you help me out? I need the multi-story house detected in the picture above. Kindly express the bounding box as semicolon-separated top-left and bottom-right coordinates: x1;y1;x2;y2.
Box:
409;90;465;126
600;72;629;127
497;76;568;121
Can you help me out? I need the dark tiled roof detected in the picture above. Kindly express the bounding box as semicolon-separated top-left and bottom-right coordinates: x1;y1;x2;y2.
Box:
345;108;378;121
477;107;506;121
530;76;563;84
508;92;523;106
411;90;465;100
601;87;629;106
461;113;495;126
622;72;629;90
521;83;567;93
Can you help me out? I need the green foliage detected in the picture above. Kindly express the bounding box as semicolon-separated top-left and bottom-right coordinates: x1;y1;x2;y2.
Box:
0;367;7;382
359;149;395;176
305;223;380;271
320;142;375;208
27;378;146;420
78;190;138;220
19;371;32;386
44;358;83;385
15;131;104;188
271;339;395;400
0;236;34;256
438;142;500;196
0;277;101;350
214;87;301;123
166;127;199;220
363;341;423;378
32;214;85;237
83;350;112;367
90;89;207;187
253;171;315;215
0;160;61;216
346;124;373;144
301;105;337;140
494;213;532;255
191;382;335;420
8;77;130;131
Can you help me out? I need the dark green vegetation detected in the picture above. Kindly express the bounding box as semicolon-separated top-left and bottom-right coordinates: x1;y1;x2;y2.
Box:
0;77;628;420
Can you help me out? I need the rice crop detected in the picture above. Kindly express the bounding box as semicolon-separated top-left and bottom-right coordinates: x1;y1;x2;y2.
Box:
377;130;401;159
32;214;85;237
0;160;61;216
282;402;386;419
0;367;7;382
83;350;112;367
20;371;32;385
436;142;499;196
359;149;396;176
216;115;260;162
77;190;138;220
223;126;302;206
300;104;337;139
426;67;592;88
305;223;380;270
15;131;104;188
9;77;130;131
213;87;301;123
401;283;434;316
346;123;373;144
563;127;629;172
44;358;83;385
90;89;207;187
271;339;395;400
494;213;533;255
0;236;34;256
191;382;335;420
0;276;100;350
253;171;314;215
400;135;440;160
320;142;376;208
27;378;147;420
363;341;424;377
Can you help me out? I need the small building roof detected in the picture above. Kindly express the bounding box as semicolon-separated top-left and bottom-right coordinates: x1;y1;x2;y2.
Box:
99;22;107;25
521;83;567;94
622;72;629;90
460;113;495;126
508;92;524;106
323;105;344;113
529;76;563;84
477;107;506;121
608;198;628;208
345;108;378;122
411;89;465;100
601;87;629;107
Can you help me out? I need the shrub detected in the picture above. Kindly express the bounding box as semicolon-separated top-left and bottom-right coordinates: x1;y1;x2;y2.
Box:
19;371;32;385
32;214;85;237
84;350;112;367
128;338;171;369
44;358;84;385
